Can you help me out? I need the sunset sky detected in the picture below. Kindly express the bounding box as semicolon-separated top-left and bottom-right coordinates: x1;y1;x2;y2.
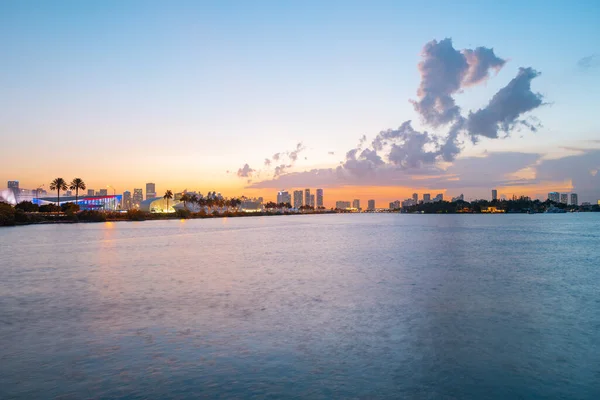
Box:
1;1;600;206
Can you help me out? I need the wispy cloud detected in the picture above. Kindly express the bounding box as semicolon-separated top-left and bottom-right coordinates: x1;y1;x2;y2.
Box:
577;54;600;70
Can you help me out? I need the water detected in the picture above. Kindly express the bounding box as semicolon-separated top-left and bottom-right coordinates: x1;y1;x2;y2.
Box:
1;214;599;399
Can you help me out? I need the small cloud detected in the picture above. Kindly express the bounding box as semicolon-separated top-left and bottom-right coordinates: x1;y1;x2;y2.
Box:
264;158;271;166
237;164;255;178
328;151;335;155
578;54;600;70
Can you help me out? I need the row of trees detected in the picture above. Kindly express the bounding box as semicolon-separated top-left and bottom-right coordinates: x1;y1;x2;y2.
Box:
174;192;243;211
49;177;86;205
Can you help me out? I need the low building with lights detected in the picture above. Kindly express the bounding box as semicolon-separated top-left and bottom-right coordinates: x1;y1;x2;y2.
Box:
33;195;122;211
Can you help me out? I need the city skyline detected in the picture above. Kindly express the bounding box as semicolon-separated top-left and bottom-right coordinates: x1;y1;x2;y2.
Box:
1;2;600;204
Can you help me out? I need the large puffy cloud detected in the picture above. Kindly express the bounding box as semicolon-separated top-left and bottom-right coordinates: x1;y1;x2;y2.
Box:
466;67;543;139
411;38;506;127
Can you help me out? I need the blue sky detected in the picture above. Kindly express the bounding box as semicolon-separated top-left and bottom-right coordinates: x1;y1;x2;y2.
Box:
1;1;599;202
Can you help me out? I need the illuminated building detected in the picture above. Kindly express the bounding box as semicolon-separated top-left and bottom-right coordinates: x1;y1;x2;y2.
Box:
293;190;303;208
548;192;560;202
8;181;19;199
336;201;351;210
33;195;121;211
389;200;401;209
316;189;324;208
132;188;143;208
367;199;375;210
570;193;578;206
146;183;156;200
310;194;315;207
123;191;132;210
140;197;178;213
412;193;418;203
352;199;360;210
99;189;108;196
492;189;498;201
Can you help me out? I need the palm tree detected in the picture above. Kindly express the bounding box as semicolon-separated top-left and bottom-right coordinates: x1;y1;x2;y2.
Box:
180;193;191;210
69;178;86;206
163;190;173;212
50;177;68;207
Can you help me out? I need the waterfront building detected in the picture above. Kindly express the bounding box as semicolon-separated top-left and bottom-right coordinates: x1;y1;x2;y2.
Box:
560;193;568;204
132;188;143;208
65;190;72;197
335;200;351;210
99;189;108;196
304;189;311;206
310;194;315;208
452;194;464;202
33;194;121;211
277;190;291;205
423;193;431;203
352;199;360;210
412;193;418;203
316;189;324;208
492;189;498;201
434;193;443;202
140;196;178;213
548;192;560;203
87;189;94;196
570;193;578;206
123;191;132;210
8;180;19;198
293;190;303;208
367;199;375;211
146;183;156;200
389;200;401;209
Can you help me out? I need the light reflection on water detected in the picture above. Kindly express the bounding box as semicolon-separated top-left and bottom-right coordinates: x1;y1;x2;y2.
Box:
1;214;599;399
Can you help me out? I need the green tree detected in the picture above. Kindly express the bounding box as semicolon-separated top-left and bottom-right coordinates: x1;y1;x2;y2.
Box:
180;193;191;210
69;178;86;205
49;177;68;208
163;190;173;212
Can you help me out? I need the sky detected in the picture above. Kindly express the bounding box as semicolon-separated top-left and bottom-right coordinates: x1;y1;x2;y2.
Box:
1;0;600;205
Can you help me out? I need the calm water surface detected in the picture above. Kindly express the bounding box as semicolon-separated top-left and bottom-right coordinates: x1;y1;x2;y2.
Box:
1;214;599;399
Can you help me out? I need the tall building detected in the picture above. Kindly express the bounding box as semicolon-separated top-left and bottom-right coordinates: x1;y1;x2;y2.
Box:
570;193;578;206
304;189;311;206
352;199;360;210
548;192;560;203
146;183;156;200
412;193;418;203
316;189;324;208
389;200;400;209
277;190;291;205
309;194;315;208
560;193;568;204
7;181;19;199
367;199;375;211
122;191;132;210
423;193;431;203
99;188;108;196
335;200;351;209
65;190;72;197
434;193;443;202
87;189;95;196
293;190;303;208
492;189;498;201
133;188;143;208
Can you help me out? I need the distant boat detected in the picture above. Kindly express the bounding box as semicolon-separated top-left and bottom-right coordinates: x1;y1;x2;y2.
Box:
545;206;567;213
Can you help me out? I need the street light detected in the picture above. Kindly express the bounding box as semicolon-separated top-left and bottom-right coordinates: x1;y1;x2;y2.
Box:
107;185;116;211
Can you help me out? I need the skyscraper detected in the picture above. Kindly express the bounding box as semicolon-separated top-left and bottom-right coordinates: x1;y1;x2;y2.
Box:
412;193;418;203
352;199;360;210
434;193;443;202
146;183;156;200
277;190;291;205
123;191;132;210
99;189;108;196
310;194;315;207
570;193;578;206
133;188;143;208
8;181;19;199
548;192;560;203
293;190;303;208
316;189;324;208
304;189;311;206
367;199;375;210
492;189;498;201
423;193;431;203
560;193;568;204
87;189;94;196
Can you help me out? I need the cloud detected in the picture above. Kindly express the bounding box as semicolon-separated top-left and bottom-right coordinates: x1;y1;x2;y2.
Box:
411;38;506;127
466;67;543;139
288;142;305;162
328;151;335;155
272;153;281;161
264;158;271;166
577;54;600;70
274;164;292;177
237;163;255;178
